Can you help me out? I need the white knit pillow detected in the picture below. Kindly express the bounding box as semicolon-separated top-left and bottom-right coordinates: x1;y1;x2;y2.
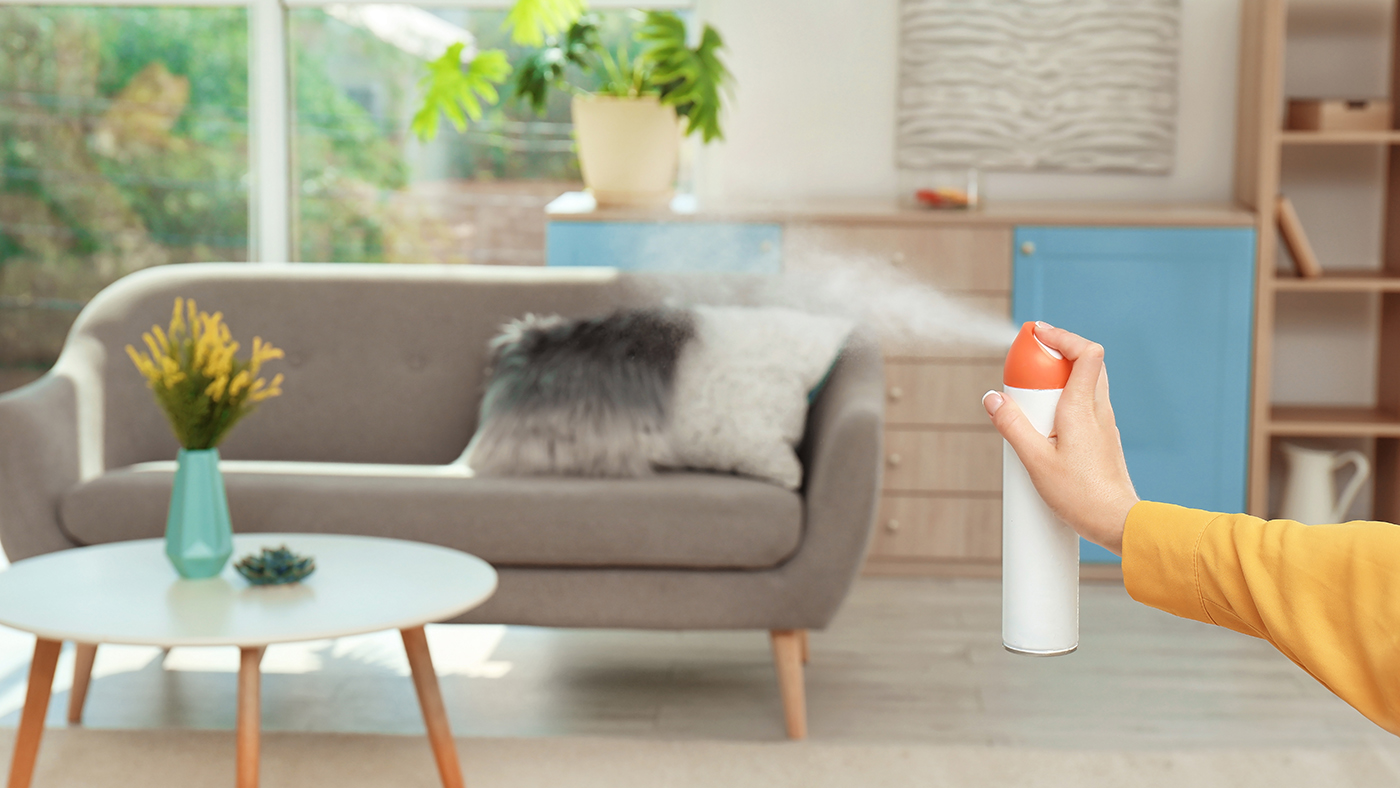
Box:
663;306;854;489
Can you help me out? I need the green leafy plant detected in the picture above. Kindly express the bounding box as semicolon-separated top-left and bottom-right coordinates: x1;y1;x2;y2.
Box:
412;1;731;144
634;12;729;142
504;0;588;46
513;15;601;114
410;44;512;142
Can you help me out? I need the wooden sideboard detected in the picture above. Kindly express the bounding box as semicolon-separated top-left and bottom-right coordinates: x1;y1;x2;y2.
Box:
545;196;1258;578
783;222;1010;576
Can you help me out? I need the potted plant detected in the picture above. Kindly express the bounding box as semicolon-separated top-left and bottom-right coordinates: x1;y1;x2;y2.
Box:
411;3;731;207
126;298;285;578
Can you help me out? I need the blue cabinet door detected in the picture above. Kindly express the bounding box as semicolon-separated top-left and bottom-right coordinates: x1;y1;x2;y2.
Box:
547;221;783;273
1013;227;1256;563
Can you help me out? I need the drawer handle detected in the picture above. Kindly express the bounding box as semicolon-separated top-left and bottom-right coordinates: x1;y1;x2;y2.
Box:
759;240;774;253
890;251;906;266
885;518;900;533
888;386;904;401
1020;241;1036;256
886;453;902;467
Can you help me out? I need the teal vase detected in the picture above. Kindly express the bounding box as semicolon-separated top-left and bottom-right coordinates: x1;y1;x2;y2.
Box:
166;448;233;579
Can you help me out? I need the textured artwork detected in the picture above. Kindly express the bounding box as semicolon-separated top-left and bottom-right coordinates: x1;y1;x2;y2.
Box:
897;0;1181;173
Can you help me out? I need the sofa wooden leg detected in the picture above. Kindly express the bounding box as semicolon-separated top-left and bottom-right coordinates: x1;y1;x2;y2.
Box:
769;629;807;740
798;629;810;665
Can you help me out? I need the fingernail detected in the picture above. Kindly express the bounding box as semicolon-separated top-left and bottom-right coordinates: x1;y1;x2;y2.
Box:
982;390;1003;415
1035;320;1053;329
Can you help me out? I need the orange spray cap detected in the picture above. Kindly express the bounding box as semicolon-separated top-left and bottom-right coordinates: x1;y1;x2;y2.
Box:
1004;322;1073;390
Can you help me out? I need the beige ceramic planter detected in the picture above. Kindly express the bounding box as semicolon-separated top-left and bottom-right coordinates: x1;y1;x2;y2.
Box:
571;94;680;207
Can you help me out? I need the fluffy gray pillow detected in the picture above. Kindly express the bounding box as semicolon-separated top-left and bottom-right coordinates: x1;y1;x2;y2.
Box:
461;306;853;488
460;309;695;477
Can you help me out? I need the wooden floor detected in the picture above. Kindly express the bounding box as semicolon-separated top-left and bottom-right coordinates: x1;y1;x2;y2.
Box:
0;577;1391;752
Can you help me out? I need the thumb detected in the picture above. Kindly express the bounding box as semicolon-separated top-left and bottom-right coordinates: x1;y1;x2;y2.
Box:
983;390;1052;467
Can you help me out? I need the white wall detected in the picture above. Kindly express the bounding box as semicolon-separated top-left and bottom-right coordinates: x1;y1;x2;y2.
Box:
693;0;899;201
697;0;1393;515
696;0;1242;203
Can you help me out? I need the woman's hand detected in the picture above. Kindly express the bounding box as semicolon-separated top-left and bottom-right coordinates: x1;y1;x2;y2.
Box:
982;323;1139;555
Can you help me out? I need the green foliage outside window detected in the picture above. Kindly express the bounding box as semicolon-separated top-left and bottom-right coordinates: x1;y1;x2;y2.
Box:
0;3;671;370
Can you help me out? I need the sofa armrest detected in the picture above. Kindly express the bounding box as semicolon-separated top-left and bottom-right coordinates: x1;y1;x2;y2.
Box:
0;371;86;560
785;332;885;625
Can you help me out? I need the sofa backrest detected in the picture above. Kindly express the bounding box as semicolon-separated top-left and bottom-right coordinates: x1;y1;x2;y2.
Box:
72;263;661;469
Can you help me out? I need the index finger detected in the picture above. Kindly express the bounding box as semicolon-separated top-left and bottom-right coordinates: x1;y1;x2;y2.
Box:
1031;323;1097;361
1034;323;1104;403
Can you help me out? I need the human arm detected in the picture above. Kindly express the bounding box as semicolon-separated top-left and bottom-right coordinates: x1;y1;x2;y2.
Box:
984;323;1400;735
1124;502;1400;735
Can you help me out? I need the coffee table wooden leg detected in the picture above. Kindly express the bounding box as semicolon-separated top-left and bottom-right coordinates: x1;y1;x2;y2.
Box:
67;643;97;724
8;638;61;788
400;626;464;788
236;646;265;788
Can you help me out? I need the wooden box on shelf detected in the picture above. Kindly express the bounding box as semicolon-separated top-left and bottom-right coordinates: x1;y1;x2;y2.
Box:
1286;99;1391;132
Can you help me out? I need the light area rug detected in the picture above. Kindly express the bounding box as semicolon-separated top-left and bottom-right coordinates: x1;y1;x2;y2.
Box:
5;729;1400;788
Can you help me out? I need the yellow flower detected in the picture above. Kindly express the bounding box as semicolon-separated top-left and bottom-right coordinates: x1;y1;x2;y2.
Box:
193;327;214;369
169;297;185;338
142;331;163;361
249;337;285;375
248;373;283;402
125;345;160;383
158;355;185;389
129;297;287;448
228;370;251;398
205;374;229;402
205;341;237;380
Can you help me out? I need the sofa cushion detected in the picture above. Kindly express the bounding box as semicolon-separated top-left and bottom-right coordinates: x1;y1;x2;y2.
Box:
59;461;804;570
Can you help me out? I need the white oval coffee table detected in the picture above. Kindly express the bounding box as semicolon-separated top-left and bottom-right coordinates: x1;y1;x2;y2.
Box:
0;533;497;788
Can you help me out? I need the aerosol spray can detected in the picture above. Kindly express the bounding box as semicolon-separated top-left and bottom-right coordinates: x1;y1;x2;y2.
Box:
1002;321;1079;656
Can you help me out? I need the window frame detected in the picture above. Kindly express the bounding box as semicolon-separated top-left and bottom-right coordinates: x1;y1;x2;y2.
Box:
7;0;692;263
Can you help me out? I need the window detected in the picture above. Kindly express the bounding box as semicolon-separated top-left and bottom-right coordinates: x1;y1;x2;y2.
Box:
0;0;690;390
0;6;249;387
290;7;644;265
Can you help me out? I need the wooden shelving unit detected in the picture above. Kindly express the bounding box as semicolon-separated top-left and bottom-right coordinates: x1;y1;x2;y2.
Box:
1273;271;1400;291
1238;0;1400;519
1270;406;1400;438
1279;130;1400;145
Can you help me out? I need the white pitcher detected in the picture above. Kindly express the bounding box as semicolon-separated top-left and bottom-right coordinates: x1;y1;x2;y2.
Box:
1279;443;1370;525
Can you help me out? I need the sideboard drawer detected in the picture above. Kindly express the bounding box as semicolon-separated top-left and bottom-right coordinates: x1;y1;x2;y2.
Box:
785;224;1011;291
870;495;1001;560
886;361;1001;426
882;429;1000;493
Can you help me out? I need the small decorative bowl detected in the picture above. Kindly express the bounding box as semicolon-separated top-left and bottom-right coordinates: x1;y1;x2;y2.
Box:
235;546;315;586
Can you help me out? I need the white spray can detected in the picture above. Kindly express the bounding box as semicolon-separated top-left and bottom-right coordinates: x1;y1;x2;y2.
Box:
1001;321;1079;656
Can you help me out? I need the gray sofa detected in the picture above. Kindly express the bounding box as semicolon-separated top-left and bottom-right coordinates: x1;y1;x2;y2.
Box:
0;263;884;739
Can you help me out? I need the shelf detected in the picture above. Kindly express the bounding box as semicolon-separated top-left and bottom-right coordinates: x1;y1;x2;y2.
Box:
1270;406;1400;437
1279;130;1400;145
1273;270;1400;292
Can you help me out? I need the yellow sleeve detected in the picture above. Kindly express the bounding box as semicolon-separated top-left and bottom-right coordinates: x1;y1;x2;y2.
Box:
1122;500;1400;735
